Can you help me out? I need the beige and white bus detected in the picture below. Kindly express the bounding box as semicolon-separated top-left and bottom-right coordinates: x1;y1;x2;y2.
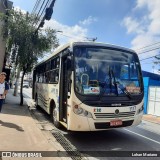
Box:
32;41;144;131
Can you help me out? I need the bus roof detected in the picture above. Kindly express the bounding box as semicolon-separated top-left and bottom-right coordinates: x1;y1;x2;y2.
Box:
35;41;136;68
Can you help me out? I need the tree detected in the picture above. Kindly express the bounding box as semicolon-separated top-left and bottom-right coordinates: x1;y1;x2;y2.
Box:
0;9;59;105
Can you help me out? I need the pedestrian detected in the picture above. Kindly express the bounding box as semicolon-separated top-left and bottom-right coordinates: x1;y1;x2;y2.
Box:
9;80;12;89
0;72;9;113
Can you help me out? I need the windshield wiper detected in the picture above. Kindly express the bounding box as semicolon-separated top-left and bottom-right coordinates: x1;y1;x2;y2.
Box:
110;69;118;96
110;68;132;99
98;67;117;101
116;82;132;99
98;68;111;101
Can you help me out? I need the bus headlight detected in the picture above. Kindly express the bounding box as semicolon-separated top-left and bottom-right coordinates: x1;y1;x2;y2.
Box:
137;105;144;114
73;105;93;118
77;108;83;114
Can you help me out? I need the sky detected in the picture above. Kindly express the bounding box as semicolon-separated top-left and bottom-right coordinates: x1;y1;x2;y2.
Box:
11;0;160;74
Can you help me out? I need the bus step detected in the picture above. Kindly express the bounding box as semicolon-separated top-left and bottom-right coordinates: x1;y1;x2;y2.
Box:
60;121;67;128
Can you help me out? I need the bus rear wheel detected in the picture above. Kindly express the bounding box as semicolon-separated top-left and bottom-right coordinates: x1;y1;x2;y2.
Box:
50;105;61;128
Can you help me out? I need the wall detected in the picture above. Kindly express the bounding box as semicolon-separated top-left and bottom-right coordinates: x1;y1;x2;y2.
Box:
143;75;160;114
149;79;160;86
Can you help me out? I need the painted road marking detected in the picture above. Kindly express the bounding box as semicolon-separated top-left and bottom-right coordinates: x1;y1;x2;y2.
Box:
124;129;160;145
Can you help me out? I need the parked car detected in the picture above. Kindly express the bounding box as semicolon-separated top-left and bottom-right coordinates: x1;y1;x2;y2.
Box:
23;82;29;88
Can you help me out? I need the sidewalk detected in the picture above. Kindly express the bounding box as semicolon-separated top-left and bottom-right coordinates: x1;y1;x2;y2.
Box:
142;114;160;124
0;90;63;160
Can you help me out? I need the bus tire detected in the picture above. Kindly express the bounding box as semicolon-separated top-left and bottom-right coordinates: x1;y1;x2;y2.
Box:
50;102;61;128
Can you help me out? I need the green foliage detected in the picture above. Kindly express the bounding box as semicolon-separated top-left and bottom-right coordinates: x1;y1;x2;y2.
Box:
1;9;59;105
0;9;59;73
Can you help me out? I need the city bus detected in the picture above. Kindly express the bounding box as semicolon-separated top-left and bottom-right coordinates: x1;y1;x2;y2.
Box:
32;41;144;131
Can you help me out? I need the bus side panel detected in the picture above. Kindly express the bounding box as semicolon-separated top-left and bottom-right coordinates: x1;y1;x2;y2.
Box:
48;83;60;116
36;83;49;112
36;83;60;115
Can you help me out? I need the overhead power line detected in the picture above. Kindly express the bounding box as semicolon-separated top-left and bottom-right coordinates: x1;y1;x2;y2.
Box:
35;0;47;21
37;0;52;22
36;0;56;31
140;56;154;61
140;53;160;61
136;41;160;51
32;0;52;26
56;32;98;42
140;62;154;65
33;0;46;24
31;0;42;14
138;44;160;61
57;32;86;40
138;46;160;55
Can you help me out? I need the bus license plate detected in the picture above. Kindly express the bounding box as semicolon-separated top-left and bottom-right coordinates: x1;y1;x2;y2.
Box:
110;120;122;126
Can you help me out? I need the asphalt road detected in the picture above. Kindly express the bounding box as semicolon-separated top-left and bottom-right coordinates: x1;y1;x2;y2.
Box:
23;88;160;160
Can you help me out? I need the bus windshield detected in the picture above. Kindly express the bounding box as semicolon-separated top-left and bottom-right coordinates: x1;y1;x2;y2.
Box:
74;47;142;96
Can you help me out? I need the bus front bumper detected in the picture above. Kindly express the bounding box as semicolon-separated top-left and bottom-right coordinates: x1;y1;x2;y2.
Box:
88;112;143;131
68;112;143;131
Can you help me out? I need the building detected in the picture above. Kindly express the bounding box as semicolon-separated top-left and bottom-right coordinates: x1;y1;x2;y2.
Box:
0;0;12;74
142;71;160;116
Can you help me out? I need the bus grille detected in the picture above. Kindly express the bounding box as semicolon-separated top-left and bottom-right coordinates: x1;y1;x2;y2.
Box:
94;111;135;119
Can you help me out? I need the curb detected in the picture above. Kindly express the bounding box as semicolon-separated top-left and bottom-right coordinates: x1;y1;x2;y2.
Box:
142;115;160;125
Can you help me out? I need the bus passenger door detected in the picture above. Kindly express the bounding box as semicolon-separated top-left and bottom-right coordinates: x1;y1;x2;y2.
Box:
60;56;69;123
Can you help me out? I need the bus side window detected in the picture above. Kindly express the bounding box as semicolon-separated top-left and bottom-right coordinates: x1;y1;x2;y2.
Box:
51;59;56;69
40;74;43;83
50;70;54;83
49;70;59;83
45;72;47;83
55;70;59;82
46;61;51;71
42;73;45;83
